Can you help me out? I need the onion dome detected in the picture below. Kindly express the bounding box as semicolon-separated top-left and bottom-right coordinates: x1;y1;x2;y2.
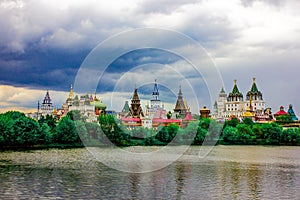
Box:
93;100;107;110
274;106;287;116
242;106;255;118
93;92;107;110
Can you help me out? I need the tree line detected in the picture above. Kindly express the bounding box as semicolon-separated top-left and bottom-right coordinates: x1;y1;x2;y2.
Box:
0;111;300;148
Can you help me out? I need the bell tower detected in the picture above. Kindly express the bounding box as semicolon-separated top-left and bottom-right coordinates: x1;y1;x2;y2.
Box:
129;87;144;118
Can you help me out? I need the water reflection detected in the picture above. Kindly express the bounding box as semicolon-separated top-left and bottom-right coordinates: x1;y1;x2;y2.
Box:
1;146;300;199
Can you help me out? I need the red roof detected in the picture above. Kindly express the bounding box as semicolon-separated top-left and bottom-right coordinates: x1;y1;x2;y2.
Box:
121;117;141;122
275;106;287;116
275;110;287;115
184;112;193;120
152;118;181;123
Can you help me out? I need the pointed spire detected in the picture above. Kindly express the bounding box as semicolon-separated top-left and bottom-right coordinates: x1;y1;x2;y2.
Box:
174;85;187;115
220;86;225;93
122;101;130;113
43;90;52;104
288;104;298;121
129;87;144;118
94;91;99;101
37;100;40;113
69;84;74;99
231;80;240;94
178;85;183;96
132;88;140;100
152;79;159;100
250;77;259;93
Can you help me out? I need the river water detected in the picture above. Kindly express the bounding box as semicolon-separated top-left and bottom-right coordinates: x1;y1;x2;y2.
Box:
0;146;300;199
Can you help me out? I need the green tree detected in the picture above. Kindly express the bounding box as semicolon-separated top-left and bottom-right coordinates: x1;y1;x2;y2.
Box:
199;118;210;130
225;118;239;128
261;123;282;144
177;121;198;145
194;126;207;144
0;114;14;146
85;122;102;140
75;120;88;143
167;123;180;141
242;117;254;127
222;126;238;143
156;126;169;144
252;124;263;139
3;111;25;120
207;119;223;141
284;128;300;144
39;114;56;130
144;128;157;145
54;115;80;144
276;114;293;123
236;124;253;144
39;123;53;144
13;116;40;146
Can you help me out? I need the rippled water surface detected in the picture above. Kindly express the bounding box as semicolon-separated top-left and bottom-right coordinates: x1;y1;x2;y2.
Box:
1;146;300;199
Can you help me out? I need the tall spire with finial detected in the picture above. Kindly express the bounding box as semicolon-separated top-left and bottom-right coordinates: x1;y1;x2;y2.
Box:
150;79;161;109
152;79;159;100
129;87;144;118
174;85;187;115
69;84;74;99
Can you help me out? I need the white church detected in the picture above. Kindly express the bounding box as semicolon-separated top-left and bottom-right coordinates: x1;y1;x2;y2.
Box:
212;78;266;120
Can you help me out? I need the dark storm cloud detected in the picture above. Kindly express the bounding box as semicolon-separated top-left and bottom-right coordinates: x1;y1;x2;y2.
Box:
0;46;89;90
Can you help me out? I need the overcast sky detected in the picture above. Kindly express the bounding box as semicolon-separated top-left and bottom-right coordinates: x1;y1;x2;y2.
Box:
0;0;300;115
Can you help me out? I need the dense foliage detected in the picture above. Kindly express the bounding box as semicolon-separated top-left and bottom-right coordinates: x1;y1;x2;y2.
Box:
0;111;300;149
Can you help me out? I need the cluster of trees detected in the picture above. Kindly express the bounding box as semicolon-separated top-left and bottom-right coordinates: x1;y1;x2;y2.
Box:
0;111;91;147
1;110;300;148
222;117;300;145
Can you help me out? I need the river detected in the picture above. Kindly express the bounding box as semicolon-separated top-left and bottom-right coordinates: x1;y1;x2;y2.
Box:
1;146;300;199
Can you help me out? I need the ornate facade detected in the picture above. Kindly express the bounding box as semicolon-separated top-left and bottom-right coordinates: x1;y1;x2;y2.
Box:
39;90;54;116
213;78;266;120
173;86;189;116
59;85;106;121
129;87;144;118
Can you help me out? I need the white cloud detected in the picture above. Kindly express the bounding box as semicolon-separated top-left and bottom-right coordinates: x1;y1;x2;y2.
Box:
0;85;68;113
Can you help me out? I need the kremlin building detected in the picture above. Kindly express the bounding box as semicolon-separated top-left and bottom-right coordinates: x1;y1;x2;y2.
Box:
212;78;269;121
35;77;298;127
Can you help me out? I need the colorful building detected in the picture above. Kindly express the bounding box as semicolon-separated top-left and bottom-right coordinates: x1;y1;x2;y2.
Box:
59;84;106;122
173;86;190;116
121;87;144;128
212;78;266;120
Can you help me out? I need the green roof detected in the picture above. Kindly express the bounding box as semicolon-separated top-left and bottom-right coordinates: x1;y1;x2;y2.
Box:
231;80;241;95
122;101;130;113
220;87;225;93
250;82;258;93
